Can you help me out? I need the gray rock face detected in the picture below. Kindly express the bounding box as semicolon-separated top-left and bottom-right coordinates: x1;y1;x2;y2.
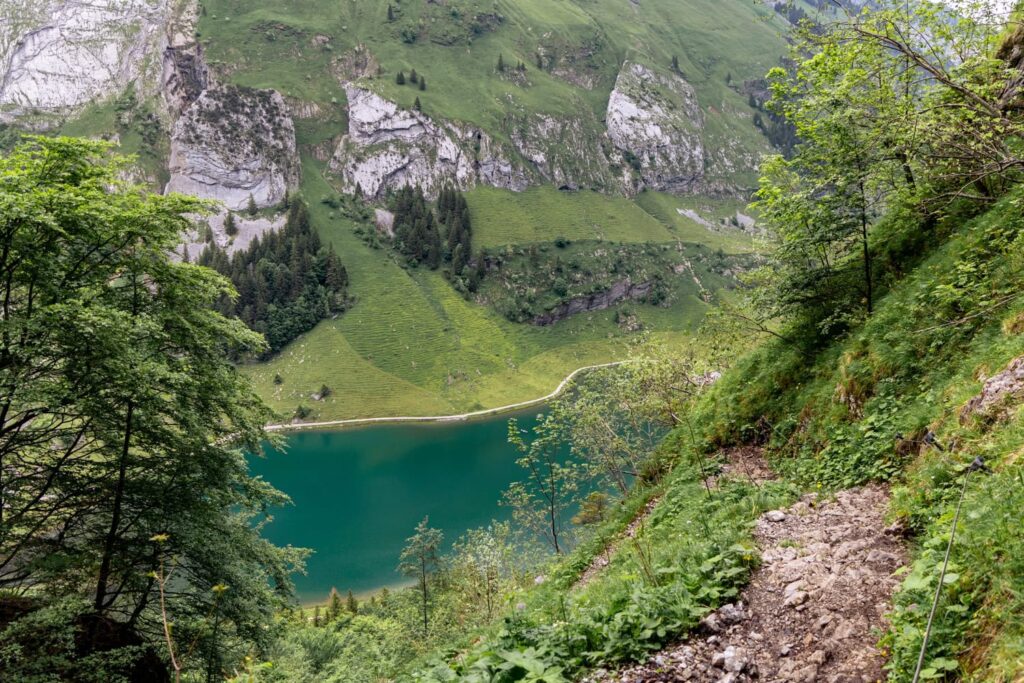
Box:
330;85;528;198
960;355;1024;423
606;61;705;193
532;279;654;326
0;0;173;124
166;85;299;210
507;109;617;191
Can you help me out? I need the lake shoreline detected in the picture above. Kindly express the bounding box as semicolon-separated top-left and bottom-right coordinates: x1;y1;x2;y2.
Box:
265;361;625;433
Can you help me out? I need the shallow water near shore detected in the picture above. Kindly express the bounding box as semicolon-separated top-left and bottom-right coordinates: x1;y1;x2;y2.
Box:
249;412;543;603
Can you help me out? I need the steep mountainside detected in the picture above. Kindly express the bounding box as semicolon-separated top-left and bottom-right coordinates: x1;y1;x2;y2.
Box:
0;0;812;420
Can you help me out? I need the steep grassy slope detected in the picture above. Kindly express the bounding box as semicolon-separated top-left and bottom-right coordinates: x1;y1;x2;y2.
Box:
198;0;790;180
695;192;1024;680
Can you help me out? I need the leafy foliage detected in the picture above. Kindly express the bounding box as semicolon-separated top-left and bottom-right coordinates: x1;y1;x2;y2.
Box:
0;137;302;680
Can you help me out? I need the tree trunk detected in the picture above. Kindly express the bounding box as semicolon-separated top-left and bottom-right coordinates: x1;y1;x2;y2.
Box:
94;400;134;612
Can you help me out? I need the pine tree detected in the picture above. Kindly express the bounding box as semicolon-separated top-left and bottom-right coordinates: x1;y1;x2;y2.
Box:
182;244;190;263
671;54;679;72
419;77;426;91
387;3;394;21
496;54;505;72
326;588;343;622
410;69;418;84
224;212;238;236
354;181;363;198
396;70;406;85
346;589;358;614
246;193;258;216
414;96;422;112
313;605;322;627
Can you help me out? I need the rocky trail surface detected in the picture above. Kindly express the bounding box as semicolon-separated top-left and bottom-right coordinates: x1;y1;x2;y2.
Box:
592;482;905;683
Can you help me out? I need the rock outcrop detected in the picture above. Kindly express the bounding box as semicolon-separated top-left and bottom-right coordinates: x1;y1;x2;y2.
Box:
606;61;705;194
329;85;528;198
507;107;620;192
166;85;299;210
532;279;655;326
0;0;173;125
960;355;1024;424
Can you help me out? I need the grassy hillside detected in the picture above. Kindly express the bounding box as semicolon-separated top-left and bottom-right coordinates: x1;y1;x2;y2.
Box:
241;159;732;421
197;0;791;145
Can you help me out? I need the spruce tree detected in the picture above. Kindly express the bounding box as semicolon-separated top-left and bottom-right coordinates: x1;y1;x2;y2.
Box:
396;70;406;85
410;68;418;84
671;54;679;72
414;96;422;112
326;588;343;622
536;52;544;70
387;3;394;21
246;193;258;216
224;211;238;236
497;54;505;72
419;77;426;91
346;589;358;614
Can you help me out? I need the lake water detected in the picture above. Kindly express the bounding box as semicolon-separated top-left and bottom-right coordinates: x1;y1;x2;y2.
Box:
248;413;541;603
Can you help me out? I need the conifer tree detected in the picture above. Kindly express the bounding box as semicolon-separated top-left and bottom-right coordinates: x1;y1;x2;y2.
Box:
414;96;422;111
246;193;258;216
536;52;544;70
496;54;505;72
398;517;443;634
224;211;238;236
410;69;418;84
396;70;405;85
326;589;343;622
419;77;426;91
346;589;358;614
387;3;394;21
671;54;679;72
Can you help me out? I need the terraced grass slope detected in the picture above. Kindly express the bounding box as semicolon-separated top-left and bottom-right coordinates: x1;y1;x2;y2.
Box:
241;160;731;421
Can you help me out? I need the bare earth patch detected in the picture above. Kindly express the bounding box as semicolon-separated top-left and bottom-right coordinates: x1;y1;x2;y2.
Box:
589;484;905;682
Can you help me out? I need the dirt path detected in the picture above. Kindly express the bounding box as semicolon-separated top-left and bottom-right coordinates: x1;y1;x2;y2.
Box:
592;484;905;683
264;361;627;432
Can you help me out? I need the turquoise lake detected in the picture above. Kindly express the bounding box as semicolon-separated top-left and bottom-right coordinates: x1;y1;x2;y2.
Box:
248;413;541;603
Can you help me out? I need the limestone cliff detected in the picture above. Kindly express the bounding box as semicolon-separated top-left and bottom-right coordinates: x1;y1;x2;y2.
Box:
166;85;299;210
606;61;706;194
329;85;528;199
0;0;174;126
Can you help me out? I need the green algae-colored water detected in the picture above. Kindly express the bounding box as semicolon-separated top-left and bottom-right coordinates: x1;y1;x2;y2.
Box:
248;413;541;602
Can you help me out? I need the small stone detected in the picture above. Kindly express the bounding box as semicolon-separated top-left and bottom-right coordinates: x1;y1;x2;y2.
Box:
725;646;749;673
766;510;787;522
791;664;819;683
809;649;828;665
779;644;792;656
783;590;809;607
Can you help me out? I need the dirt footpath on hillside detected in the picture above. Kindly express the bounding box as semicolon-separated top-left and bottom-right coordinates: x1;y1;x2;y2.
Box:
589;483;905;683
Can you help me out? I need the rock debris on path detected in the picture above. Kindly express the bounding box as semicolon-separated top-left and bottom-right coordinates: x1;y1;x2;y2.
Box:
589;484;905;683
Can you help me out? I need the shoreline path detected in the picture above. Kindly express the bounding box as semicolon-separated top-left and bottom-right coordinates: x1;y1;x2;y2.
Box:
265;361;626;433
